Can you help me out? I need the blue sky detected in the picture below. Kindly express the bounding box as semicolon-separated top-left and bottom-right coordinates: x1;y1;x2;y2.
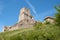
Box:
0;0;60;32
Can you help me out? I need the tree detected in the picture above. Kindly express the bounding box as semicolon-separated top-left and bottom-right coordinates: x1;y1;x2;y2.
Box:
54;5;60;26
34;21;42;29
43;20;50;25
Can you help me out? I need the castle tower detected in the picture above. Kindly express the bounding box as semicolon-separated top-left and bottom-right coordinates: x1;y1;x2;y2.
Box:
18;7;33;22
4;7;35;32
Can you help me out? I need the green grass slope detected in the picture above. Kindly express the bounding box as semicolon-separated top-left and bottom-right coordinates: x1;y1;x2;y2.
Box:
0;25;60;40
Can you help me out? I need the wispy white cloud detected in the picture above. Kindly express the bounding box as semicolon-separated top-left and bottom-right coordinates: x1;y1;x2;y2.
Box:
25;0;37;15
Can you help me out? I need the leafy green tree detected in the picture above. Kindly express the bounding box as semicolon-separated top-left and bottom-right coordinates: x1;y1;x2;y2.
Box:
54;5;60;26
34;21;42;29
43;20;50;25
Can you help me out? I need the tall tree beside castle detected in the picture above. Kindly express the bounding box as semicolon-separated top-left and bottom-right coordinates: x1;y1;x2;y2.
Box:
55;6;60;26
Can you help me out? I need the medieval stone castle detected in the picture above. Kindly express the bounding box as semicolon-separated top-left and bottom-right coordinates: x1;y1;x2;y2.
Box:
3;7;54;31
4;7;35;31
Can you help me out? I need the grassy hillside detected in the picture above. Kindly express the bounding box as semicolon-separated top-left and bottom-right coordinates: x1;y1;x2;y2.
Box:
0;24;60;40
